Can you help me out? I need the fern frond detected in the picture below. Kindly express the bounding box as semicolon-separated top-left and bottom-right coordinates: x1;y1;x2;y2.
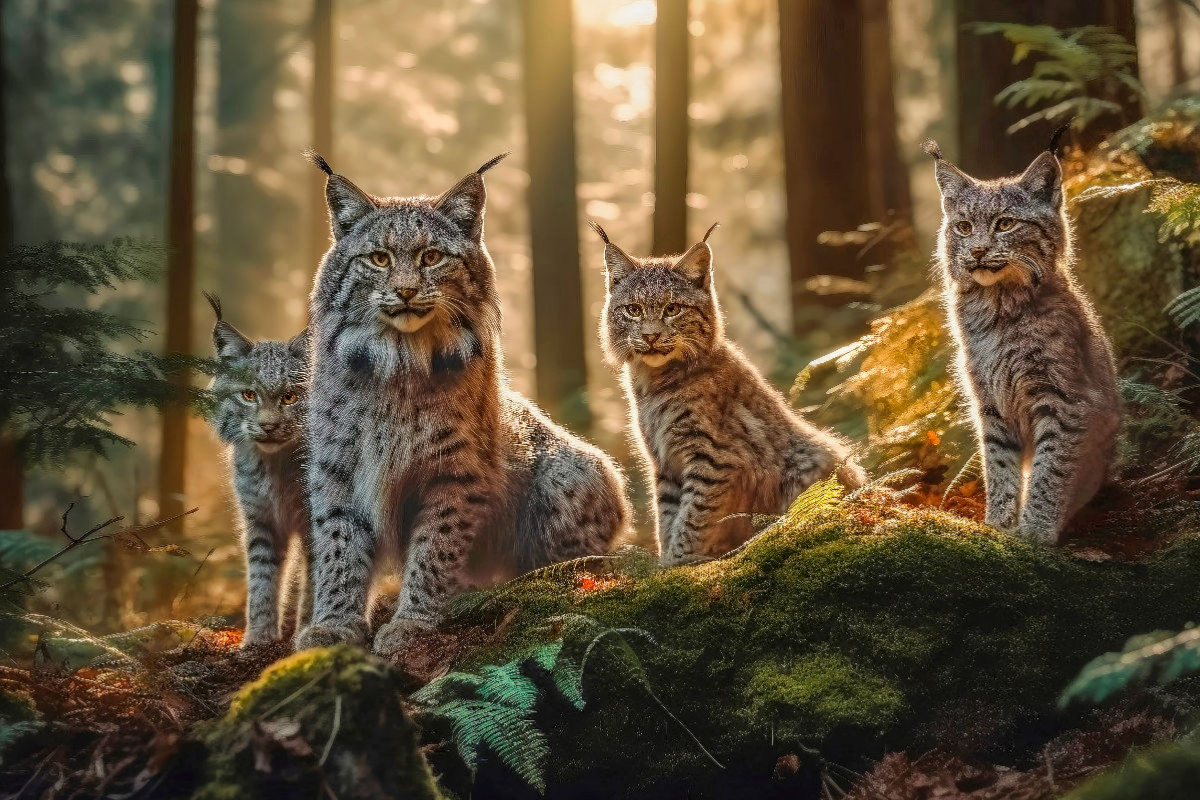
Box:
1165;286;1200;330
1061;627;1200;707
1147;180;1200;243
425;699;549;791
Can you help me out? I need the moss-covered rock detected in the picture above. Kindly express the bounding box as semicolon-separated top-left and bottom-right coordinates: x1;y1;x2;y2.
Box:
1065;740;1200;800
434;493;1200;796
191;645;443;800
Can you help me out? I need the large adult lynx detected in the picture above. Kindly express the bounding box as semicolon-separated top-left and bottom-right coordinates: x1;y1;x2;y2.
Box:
295;154;630;657
204;294;310;645
594;224;865;565
925;132;1120;545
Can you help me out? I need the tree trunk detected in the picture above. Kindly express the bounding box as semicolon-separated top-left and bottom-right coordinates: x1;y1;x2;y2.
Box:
0;5;23;529
521;0;590;431
954;0;1138;177
308;0;334;278
860;0;912;232
158;0;198;531
653;0;689;256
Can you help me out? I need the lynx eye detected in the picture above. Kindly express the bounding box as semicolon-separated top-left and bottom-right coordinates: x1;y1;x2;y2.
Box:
369;251;392;268
624;304;643;318
995;216;1017;232
663;302;681;316
954;221;973;236
240;389;258;404
280;391;300;406
420;248;443;267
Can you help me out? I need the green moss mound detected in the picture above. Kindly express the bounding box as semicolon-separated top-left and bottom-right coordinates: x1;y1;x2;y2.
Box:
439;495;1200;795
191;644;443;800
1066;740;1200;800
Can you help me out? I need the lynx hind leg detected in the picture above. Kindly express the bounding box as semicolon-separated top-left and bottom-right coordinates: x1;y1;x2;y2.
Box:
278;536;310;640
516;449;630;572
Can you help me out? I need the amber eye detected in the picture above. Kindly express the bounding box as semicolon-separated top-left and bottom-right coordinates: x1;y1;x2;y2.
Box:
663;302;681;316
624;304;643;318
240;389;258;404
369;251;391;268
421;248;443;267
280;391;300;406
995;216;1017;232
954;221;973;236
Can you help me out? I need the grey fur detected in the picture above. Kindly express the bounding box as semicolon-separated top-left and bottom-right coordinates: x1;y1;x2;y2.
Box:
928;140;1120;545
595;226;866;565
205;293;311;644
295;156;630;657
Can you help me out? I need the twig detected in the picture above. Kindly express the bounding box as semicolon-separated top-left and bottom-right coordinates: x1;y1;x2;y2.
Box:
173;547;215;613
319;695;343;766
258;669;331;720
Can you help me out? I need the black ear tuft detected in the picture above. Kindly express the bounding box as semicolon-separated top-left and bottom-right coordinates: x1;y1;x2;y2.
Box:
203;291;222;321
702;222;720;243
303;150;334;176
1047;120;1072;154
586;219;611;244
921;139;943;160
476;152;509;175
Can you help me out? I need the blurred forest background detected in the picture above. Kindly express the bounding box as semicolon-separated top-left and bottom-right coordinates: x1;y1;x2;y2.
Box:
2;0;1199;636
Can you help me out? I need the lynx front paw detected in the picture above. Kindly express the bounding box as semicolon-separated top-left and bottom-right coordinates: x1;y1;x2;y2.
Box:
294;622;366;650
372;617;434;659
240;628;282;649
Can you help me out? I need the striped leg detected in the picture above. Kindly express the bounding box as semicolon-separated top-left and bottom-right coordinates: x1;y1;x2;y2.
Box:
980;408;1022;531
1019;401;1088;545
241;516;284;645
661;465;731;566
654;471;683;558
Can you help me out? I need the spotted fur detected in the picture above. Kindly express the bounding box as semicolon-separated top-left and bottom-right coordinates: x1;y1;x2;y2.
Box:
927;138;1120;545
595;225;866;565
205;294;311;645
295;155;630;657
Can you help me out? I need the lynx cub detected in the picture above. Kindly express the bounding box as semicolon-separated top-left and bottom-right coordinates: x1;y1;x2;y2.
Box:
205;294;310;645
595;223;865;565
295;154;630;657
925;132;1120;545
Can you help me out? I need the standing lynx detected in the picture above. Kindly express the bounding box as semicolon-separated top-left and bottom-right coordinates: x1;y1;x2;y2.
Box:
295;153;630;657
204;294;311;645
594;224;865;565
925;133;1120;545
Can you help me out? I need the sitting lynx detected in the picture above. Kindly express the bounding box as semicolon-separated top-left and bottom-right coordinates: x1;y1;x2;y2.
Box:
295;153;630;657
204;294;310;645
593;223;866;565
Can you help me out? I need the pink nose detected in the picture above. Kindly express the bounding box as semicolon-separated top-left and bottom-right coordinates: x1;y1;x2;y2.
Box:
643;333;659;345
398;288;418;301
971;247;987;259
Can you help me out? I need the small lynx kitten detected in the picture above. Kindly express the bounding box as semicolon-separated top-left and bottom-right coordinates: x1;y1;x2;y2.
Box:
594;223;866;565
295;153;630;657
205;294;311;645
925;132;1120;544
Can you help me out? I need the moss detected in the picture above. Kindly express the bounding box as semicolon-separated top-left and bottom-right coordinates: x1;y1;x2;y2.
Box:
191;645;443;800
437;498;1200;795
1065;741;1200;800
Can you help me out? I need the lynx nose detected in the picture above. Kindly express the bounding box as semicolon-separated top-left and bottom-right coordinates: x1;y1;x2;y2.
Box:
398;287;418;302
259;422;279;433
643;333;660;345
971;247;988;260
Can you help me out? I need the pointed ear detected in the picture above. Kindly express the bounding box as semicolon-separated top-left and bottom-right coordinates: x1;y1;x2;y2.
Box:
204;291;252;361
326;175;377;239
434;153;506;241
673;241;713;289
587;221;638;287
1018;151;1063;207
287;328;310;360
933;159;974;201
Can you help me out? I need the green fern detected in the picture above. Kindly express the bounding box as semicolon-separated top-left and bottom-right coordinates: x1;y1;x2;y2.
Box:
972;23;1145;134
1061;627;1200;708
1147;180;1200;243
1166;286;1200;330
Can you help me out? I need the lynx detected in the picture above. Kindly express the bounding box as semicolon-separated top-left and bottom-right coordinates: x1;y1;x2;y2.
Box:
595;223;865;565
294;153;630;657
924;130;1120;545
204;294;310;645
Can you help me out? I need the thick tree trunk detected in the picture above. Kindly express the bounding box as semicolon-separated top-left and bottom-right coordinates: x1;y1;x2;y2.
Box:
308;0;334;276
521;0;590;431
860;0;912;231
0;5;23;529
158;0;198;531
954;0;1138;177
653;0;689;256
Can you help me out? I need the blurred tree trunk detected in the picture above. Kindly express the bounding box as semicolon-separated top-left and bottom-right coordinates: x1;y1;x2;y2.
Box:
308;0;334;278
520;0;590;431
653;0;689;255
0;5;21;529
954;0;1138;177
778;0;908;335
158;0;198;532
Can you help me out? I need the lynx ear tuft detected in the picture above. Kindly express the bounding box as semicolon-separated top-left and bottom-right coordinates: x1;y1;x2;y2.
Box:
701;222;720;243
303;150;334;176
586;219;611;245
476;152;509;175
921;139;943;160
203;291;223;321
1047;120;1072;154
